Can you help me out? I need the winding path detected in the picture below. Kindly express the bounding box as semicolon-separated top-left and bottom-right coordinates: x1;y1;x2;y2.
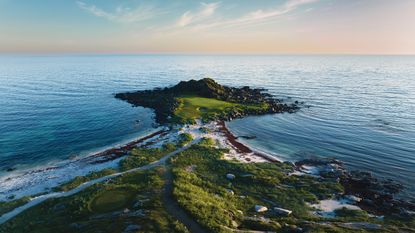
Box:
162;168;208;233
0;140;198;225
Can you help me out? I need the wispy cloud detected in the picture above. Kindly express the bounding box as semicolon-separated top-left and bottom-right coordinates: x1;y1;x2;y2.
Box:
244;0;317;22
77;1;158;23
177;2;220;27
188;0;318;30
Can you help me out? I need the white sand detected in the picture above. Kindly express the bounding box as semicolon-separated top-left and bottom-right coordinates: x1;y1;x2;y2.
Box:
180;121;270;163
310;197;362;218
0;121;275;204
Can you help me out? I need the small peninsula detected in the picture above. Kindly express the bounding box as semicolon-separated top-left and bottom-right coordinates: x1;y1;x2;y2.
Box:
115;78;299;124
0;79;414;233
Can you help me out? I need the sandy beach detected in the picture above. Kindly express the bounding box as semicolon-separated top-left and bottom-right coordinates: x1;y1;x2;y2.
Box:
0;120;282;202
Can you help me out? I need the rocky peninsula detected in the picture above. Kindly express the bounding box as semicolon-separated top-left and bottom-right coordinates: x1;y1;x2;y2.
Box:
115;78;299;124
0;79;414;233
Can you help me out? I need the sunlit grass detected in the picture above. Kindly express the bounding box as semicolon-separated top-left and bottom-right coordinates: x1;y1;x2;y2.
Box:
173;95;268;123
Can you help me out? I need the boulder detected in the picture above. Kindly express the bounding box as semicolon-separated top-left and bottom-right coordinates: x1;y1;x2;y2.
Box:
255;205;268;213
226;173;236;180
274;207;292;216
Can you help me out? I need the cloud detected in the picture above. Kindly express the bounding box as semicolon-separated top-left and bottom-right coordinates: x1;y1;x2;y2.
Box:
190;0;318;30
77;1;158;23
177;2;219;27
246;0;317;21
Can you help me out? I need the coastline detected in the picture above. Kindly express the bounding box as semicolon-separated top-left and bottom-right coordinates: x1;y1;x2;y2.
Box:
0;119;282;202
1;70;414;227
217;121;281;163
0;127;168;201
1;119;414;230
0;119;287;223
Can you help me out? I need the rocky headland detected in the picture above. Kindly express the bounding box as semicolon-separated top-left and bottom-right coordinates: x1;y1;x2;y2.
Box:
115;78;299;124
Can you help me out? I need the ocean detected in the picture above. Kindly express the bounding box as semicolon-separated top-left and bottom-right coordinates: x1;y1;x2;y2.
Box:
1;55;414;199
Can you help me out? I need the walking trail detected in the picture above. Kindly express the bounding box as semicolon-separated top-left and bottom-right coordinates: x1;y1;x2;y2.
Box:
0;140;198;225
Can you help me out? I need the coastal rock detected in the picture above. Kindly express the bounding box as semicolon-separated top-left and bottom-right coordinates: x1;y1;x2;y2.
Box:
231;220;239;228
226;173;236;180
295;158;414;216
255;205;268;213
295;158;346;178
338;222;382;230
345;195;362;203
283;224;304;233
6;167;16;172
237;135;257;140
226;189;234;195
273;207;292;216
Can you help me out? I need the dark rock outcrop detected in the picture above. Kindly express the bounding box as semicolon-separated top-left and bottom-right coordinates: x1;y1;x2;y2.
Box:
295;158;415;216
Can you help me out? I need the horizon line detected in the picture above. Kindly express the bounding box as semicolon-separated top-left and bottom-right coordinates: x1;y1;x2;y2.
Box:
1;52;415;56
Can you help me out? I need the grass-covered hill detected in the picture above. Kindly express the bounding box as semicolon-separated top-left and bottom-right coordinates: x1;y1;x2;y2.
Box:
115;78;299;124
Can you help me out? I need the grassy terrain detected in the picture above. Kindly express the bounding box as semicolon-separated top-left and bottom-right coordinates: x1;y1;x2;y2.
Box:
169;141;415;233
2;136;414;233
54;168;117;192
176;133;193;147
89;188;136;213
0;168;189;233
55;141;180;194
173;96;268;124
0;197;31;216
119;143;177;171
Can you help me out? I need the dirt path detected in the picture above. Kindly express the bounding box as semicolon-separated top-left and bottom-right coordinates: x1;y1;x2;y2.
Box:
162;168;208;233
0;140;198;225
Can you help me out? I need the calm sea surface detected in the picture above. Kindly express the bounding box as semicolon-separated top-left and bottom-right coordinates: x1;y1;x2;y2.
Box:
1;55;414;198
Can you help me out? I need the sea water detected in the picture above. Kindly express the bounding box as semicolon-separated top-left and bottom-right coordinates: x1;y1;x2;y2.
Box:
1;55;414;198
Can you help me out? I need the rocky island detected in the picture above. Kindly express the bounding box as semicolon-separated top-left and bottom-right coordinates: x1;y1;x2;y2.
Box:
0;79;414;233
115;78;299;124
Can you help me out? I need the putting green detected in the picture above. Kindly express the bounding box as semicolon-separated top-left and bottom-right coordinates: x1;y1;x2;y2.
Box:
174;96;236;122
89;189;135;213
173;96;268;123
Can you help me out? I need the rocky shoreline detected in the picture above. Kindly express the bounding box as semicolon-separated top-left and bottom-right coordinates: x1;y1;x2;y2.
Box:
294;158;415;217
115;78;300;124
219;120;415;218
217;121;280;163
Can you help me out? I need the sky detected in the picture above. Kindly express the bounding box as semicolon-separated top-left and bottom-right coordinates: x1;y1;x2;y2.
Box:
0;0;414;54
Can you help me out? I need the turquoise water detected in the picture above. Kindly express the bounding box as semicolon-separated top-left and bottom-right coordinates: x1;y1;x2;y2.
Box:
1;55;414;198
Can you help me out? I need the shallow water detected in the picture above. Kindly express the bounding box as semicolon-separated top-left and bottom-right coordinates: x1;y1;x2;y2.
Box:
1;55;414;198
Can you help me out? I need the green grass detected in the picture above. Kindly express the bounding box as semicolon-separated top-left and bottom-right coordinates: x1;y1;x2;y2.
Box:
170;143;313;232
169;142;415;233
89;189;135;213
2;137;414;233
334;208;370;222
54;168;117;192
0;197;31;216
119;143;177;171
173;96;268;124
174;96;235;123
0;168;189;233
177;133;193;147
